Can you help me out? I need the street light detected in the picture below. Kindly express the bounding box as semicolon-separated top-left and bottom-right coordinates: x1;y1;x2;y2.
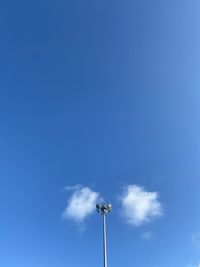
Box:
96;203;112;267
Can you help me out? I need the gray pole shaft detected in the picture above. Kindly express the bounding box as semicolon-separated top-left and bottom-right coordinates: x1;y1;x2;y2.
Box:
103;214;107;267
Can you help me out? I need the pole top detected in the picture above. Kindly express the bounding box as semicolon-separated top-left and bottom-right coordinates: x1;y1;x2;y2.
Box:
96;203;112;215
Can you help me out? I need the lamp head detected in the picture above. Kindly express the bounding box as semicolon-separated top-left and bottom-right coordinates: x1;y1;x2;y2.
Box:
96;202;112;215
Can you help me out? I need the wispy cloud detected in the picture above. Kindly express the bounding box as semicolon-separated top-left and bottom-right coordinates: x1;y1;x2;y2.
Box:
141;231;153;240
62;185;100;224
186;263;200;267
192;232;200;249
119;185;163;226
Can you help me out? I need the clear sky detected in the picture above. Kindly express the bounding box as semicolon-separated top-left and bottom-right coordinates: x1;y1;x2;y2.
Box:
0;0;200;267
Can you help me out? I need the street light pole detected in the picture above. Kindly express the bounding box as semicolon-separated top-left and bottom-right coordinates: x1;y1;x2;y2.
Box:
103;213;107;267
96;203;112;267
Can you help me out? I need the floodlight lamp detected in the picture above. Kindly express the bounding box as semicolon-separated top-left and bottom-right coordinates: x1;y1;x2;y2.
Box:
107;203;112;211
102;203;106;209
96;204;101;210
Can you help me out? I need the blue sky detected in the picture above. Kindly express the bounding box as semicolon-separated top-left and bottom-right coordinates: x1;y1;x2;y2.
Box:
0;0;200;266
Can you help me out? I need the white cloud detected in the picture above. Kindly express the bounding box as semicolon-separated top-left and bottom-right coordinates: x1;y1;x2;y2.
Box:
141;231;153;240
62;185;100;223
120;185;163;226
192;232;200;249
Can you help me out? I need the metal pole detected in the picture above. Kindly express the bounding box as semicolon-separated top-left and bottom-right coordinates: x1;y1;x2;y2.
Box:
103;214;107;267
96;203;111;267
